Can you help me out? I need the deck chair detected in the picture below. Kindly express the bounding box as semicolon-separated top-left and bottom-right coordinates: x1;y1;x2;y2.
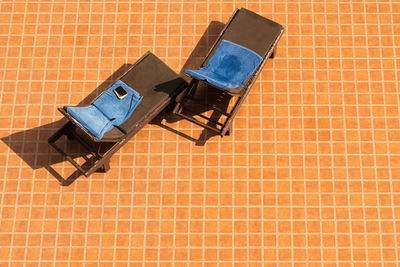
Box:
173;8;284;136
48;52;187;178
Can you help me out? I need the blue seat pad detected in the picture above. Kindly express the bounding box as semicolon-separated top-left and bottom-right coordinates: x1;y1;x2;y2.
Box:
67;80;143;139
186;40;263;90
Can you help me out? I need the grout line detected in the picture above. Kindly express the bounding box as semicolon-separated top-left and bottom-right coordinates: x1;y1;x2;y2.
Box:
323;2;340;261
139;1;150;264
298;1;310;265
353;0;367;263
230;0;236;260
66;1;81;263
386;0;400;263
1;90;400;95
127;1;136;259
1;232;400;239
154;0;166;265
190;2;209;265
2;77;400;82
81;0;92;104
0;203;398;209
42;1;62;264
371;1;390;265
0;112;379;119
17;1;32;264
0;2;15;114
0;9;397;14
360;1;379;264
82;0;94;263
187;0;195;262
337;1;355;264
287;1;295;263
1;43;400;47
95;0;107;264
34;0;57;263
311;0;324;263
127;0;136;254
246;0;250;261
272;1;280;265
259;2;264;265
111;1;120;265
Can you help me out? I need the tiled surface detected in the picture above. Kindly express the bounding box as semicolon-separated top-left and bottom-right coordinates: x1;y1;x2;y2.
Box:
1;0;400;265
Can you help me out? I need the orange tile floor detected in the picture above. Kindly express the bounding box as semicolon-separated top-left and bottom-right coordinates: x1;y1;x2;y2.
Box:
1;0;400;265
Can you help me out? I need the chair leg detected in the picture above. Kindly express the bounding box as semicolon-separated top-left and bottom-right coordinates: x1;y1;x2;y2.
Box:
270;47;277;59
97;159;110;173
225;123;233;136
48;122;87;176
173;79;198;114
66;125;75;140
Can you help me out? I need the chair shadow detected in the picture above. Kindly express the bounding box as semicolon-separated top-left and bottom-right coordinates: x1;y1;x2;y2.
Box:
151;20;232;146
1;64;132;186
2;20;230;185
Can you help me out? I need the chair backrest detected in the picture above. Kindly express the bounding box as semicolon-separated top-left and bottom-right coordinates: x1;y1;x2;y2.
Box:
205;40;263;88
203;8;284;67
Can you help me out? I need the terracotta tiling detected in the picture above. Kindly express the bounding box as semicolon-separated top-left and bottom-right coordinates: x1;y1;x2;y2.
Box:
1;0;400;265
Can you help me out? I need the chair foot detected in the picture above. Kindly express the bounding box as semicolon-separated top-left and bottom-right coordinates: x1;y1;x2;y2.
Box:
64;124;76;140
97;160;110;173
270;48;277;59
224;124;233;136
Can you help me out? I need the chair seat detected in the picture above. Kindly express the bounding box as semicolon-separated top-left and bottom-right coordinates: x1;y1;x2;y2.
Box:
185;40;262;90
67;80;142;139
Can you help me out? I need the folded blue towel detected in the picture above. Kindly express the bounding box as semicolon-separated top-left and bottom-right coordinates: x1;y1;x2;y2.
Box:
67;80;143;139
186;40;263;90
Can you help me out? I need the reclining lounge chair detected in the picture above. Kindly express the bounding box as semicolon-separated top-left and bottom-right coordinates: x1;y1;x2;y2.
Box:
173;8;284;136
48;52;187;178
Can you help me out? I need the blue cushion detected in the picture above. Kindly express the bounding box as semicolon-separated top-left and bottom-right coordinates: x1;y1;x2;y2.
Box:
66;105;114;139
67;80;143;139
93;80;142;125
186;40;263;90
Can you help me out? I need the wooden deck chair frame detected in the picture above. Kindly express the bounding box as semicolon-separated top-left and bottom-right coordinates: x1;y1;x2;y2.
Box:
173;8;284;137
48;52;187;179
